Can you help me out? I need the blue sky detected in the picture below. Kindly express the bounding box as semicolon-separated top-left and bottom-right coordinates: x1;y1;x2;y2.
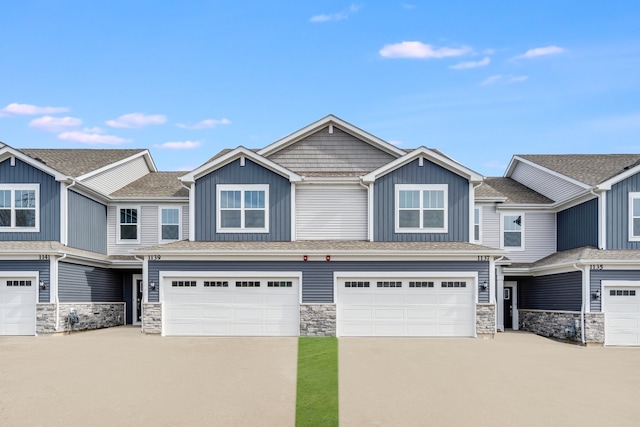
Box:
1;1;639;176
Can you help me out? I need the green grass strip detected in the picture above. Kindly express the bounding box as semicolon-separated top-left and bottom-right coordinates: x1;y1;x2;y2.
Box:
295;337;339;427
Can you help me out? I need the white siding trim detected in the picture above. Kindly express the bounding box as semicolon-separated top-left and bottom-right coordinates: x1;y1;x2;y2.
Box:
189;183;195;241
628;192;640;242
600;191;606;249
60;182;68;245
291;183;296;241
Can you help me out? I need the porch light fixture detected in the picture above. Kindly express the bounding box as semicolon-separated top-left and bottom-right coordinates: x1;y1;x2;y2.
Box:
326;255;331;262
39;280;47;289
479;281;488;291
592;289;601;300
149;281;157;291
303;255;308;262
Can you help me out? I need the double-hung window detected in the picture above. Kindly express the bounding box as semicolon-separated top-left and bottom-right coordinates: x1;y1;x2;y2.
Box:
395;184;448;233
474;207;482;243
629;193;640;241
160;207;181;241
501;213;524;250
0;184;39;232
118;207;139;243
217;184;269;233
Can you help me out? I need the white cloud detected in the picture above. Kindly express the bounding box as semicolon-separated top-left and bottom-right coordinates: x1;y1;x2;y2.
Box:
450;57;490;70
155;140;202;149
1;103;69;117
481;75;528;85
106;112;167;128
28;116;82;132
58;131;127;145
176;118;231;130
516;45;566;59
82;126;104;133
379;41;471;59
483;160;508;170
310;4;360;23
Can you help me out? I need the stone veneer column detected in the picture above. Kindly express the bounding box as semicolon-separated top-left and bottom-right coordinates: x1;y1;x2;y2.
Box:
476;303;496;338
584;312;604;346
36;303;56;334
300;304;336;336
142;302;162;334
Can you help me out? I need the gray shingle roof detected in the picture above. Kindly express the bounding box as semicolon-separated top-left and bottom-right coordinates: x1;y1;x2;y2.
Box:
110;172;189;197
476;177;554;204
19;148;146;178
0;241;135;263
518;154;640;186
508;246;640;269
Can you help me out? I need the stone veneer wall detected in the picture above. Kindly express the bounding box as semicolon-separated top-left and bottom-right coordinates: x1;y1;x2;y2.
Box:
476;303;496;338
519;309;604;345
142;303;162;334
36;303;124;334
300;304;336;336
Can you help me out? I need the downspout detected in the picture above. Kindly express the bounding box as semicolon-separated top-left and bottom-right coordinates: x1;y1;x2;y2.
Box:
573;263;587;344
590;189;604;249
180;182;192;241
359;180;373;241
55;253;67;331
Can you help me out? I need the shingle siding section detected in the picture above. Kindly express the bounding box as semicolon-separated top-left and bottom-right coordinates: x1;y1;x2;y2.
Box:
607;172;640;250
373;158;469;242
0;259;50;303
0;158;60;241
68;191;107;254
518;271;582;311
557;199;598;251
266;126;396;173
194;158;291;241
58;262;123;302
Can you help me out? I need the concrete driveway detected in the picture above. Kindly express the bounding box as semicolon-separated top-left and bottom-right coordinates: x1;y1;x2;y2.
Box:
339;332;640;427
0;327;297;427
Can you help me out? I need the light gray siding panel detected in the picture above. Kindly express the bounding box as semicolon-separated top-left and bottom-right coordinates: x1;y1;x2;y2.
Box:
148;260;490;303
607;172;640;249
195;159;291;241
267;126;397;173
82;156;150;195
296;185;367;240
479;204;500;248
511;162;584;203
181;205;189;240
58;262;123;302
557;199;598;251
590;270;640;312
0;158;60;241
373;158;469;242
68;191;107;254
502;212;556;263
518;271;582;311
0;260;50;303
141;205;158;246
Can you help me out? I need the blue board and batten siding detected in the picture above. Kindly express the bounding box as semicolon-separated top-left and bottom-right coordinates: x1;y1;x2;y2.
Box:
68;191;107;254
517;271;582;311
0;260;50;302
373;159;470;242
590;269;640;312
607;172;640;249
0;158;60;241
557;199;598;251
58;262;123;302
147;260;490;303
194;159;291;241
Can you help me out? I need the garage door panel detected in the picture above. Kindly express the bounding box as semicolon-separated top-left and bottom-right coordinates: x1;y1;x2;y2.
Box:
608;303;639;313
375;309;404;319
342;294;374;305
407;294;437;304
374;324;405;336
202;294;234;304
375;294;404;305
233;295;263;304
265;308;298;319
201;308;232;319
604;285;640;346
407;309;437;320
201;323;233;335
608;317;639;328
170;294;201;304
265;294;298;304
343;309;373;320
342;324;373;335
407;324;438;336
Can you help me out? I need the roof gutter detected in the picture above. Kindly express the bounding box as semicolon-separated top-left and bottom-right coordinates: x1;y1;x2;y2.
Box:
573;263;587;345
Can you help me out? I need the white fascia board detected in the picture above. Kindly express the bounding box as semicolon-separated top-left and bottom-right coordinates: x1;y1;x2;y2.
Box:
495;190;599;212
504;258;640;276
76;150;156;181
506;156;591;189
258;115;406;158
179;147;301;183
362;146;483;184
475;197;508;203
0;146;68;181
110;196;189;203
66;181;111;203
597;163;640;190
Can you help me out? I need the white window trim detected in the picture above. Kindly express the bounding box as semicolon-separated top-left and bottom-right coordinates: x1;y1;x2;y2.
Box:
158;206;182;243
395;184;448;233
216;184;269;233
0;184;40;232
474;206;482;244
117;205;141;244
629;192;640;242
500;212;525;251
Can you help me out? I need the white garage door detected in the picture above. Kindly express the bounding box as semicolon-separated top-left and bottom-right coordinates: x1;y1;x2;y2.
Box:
603;285;640;346
162;274;300;336
337;275;475;337
0;276;37;336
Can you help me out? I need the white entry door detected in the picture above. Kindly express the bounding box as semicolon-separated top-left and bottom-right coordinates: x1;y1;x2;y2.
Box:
337;274;476;337
162;273;300;336
603;283;640;346
0;276;37;336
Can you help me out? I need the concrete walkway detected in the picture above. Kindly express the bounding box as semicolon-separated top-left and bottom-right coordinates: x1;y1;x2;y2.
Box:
339;332;640;426
0;327;298;427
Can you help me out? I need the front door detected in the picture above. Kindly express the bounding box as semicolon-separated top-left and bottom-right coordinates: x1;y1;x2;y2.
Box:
132;275;143;325
504;287;513;329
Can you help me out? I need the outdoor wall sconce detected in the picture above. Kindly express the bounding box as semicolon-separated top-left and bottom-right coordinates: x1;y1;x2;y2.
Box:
592;289;601;300
326;255;331;262
149;281;158;291
479;281;488;291
303;255;308;262
39;280;47;289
